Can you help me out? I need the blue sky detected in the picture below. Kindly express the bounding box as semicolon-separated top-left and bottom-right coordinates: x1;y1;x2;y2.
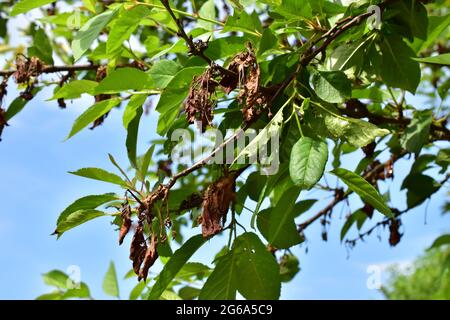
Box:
0;2;449;300
0;81;448;300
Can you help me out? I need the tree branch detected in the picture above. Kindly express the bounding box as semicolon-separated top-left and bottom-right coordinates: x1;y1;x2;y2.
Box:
298;151;408;233
342;99;450;141
159;0;236;77
345;172;450;245
0;64;101;77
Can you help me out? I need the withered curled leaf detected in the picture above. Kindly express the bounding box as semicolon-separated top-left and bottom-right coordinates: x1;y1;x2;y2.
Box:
0;107;8;142
389;219;402;247
219;45;266;123
129;224;147;275
138;234;159;282
184;69;217;132
13;56;43;84
179;192;203;212
362;203;374;219
201;174;236;238
118;201;132;245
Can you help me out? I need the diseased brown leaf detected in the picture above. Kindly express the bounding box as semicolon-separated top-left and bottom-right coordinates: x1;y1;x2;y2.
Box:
138;234;158;282
129;224;147;275
13;56;43;84
179;192;203;212
91;66;112;129
389;219;402;247
219;45;267;123
201;174;236;238
362;203;374;219
0;107;8;142
184;69;217;132
118;201;132;245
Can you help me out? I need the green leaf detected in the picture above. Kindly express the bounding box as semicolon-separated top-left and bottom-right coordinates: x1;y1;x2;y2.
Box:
377;35;421;93
11;0;55;16
289;137;328;189
138;144;155;182
107;6;150;56
28;28;53;64
331;168;393;217
429;235;450;250
56;193;117;226
54;209;106;237
179;286;201;300
129;281;147;300
245;172;267;202
69;167;127;187
223;11;262;36
325;115;390;148
49;80;98;101
279;253;300;283
199;250;238;300
436;149;450;174
66;98;121;139
340;209;367;242
401;173;439;209
94;68;153;94
413;53;450;66
148;60;182;89
42;270;70;289
61;283;91;300
197;0;216;31
103;261;120;298
147;234;205;300
233;102;285;166
5;87;42;121
123;94;147;129
233;232;281;299
200;232;281;300
386;0;428;41
72;8;118;61
205;36;248;60
272;0;313;20
330;40;367;71
258;28;278;55
400;109;432;154
416;14;450;53
311;71;351;103
126;105;142;169
156;67;205;135
6;95;31;121
82;0;96;13
257;187;303;249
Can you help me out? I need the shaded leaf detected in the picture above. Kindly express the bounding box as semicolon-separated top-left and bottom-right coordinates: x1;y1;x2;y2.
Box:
400;109;432;154
311;71;351;103
257;187;303;249
377;35;421;93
